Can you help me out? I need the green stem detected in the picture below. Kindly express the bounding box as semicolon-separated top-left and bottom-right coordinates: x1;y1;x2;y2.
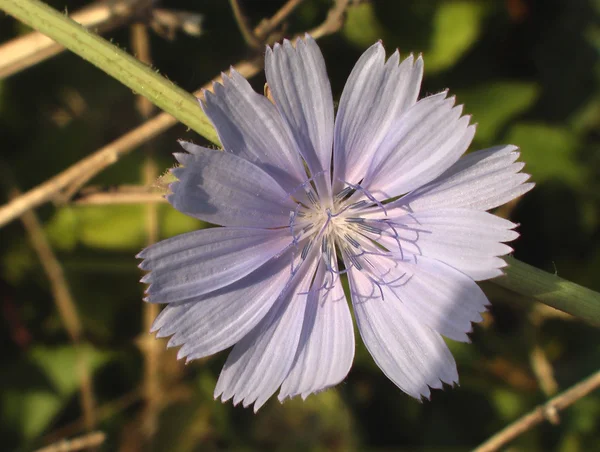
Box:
0;0;220;145
2;0;600;326
498;257;600;326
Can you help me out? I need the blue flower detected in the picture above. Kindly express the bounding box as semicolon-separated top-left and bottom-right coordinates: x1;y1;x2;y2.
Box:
138;35;533;411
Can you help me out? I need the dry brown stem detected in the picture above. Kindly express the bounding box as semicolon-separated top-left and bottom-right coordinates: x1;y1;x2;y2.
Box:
474;369;600;452
130;21;162;441
44;390;142;445
150;8;203;40
254;0;305;40
13;187;97;431
0;0;153;79
34;431;106;452
0;56;261;229
309;0;350;39
73;187;166;205
229;0;262;48
0;0;350;228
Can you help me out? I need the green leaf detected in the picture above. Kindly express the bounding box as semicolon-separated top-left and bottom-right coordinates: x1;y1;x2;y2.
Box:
46;204;204;251
458;81;540;144
492;388;527;421
426;1;487;73
1;345;110;441
342;2;386;49
29;344;110;396
504;123;583;187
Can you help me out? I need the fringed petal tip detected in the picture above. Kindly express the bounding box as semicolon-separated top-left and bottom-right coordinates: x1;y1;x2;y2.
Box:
419;378;461;403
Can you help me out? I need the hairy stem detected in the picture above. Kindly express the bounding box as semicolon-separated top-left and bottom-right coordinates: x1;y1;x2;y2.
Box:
498;257;600;326
0;0;219;144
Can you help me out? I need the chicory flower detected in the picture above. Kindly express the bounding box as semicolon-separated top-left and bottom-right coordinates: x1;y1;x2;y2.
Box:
138;35;533;411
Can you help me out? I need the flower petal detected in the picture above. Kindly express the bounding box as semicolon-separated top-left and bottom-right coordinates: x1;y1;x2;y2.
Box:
169;143;296;228
139;227;292;303
384;209;518;281
348;267;458;399
265;35;334;197
363;93;476;199
396;145;534;211
382;254;489;342
333;43;423;192
150;249;296;362
201;69;306;192
214;256;319;412
279;263;355;401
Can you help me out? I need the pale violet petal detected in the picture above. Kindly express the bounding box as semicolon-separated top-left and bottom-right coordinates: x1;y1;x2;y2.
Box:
382;209;518;281
363;93;475;199
201;69;306;191
348;267;458;399
265;36;334;198
379;254;489;342
139;227;292;303
396;145;534;211
279;263;355;401
151;249;296;362
214;256;319;412
169;144;296;228
333;43;423;192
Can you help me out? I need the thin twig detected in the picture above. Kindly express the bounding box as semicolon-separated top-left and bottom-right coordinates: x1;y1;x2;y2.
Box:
529;307;559;397
530;345;558;396
229;0;262;49
0;57;262;228
150;8;203;40
474;369;600;452
73;186;166;205
43;389;142;444
0;0;351;228
254;0;305;40
131;21;162;441
12;187;97;431
34;431;106;452
0;0;152;78
308;0;350;39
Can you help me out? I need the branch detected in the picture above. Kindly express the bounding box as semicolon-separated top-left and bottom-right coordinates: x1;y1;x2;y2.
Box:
474;369;600;452
0;0;350;228
150;8;203;40
130;22;162;440
34;431;106;452
0;56;262;227
0;0;219;143
309;0;350;39
0;0;152;78
73;187;166;205
229;0;262;49
254;0;305;40
12;187;97;431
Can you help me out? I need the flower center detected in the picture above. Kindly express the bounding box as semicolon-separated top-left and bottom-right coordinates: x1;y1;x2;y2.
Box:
288;183;400;280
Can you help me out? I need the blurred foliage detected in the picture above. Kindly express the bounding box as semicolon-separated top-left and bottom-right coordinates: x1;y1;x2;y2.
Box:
0;0;599;451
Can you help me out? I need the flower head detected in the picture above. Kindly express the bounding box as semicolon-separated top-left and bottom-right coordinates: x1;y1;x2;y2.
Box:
138;35;533;411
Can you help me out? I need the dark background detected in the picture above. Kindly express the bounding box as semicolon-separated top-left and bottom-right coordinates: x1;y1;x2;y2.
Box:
0;0;599;450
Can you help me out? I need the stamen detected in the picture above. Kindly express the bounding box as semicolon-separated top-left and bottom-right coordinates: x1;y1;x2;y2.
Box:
349;200;368;210
344;233;361;249
306;189;319;206
345;217;365;223
301;240;313;260
356;222;384;235
346;248;363;271
335;185;353;200
336;180;388;216
288;206;300;245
